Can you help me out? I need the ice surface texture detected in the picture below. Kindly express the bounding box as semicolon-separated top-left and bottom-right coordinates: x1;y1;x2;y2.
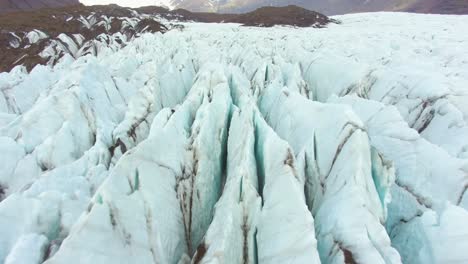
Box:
1;12;468;264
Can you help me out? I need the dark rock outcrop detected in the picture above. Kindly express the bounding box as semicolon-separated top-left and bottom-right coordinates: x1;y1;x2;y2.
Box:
227;5;337;27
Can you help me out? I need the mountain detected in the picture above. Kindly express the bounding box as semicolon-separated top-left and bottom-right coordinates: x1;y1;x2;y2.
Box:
160;0;468;15
0;0;79;13
401;0;468;14
153;0;403;14
1;8;468;264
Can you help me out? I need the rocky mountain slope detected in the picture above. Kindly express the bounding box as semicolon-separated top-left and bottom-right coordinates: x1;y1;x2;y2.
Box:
224;5;336;27
0;11;468;264
0;0;79;13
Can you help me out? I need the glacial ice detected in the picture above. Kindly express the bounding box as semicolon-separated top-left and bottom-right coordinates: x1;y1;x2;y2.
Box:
1;12;468;264
330;95;468;264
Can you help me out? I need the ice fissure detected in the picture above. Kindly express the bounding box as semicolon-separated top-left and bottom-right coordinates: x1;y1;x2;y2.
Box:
1;13;468;264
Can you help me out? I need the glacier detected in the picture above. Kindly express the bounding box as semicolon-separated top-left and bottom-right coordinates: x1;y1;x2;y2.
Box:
1;12;468;264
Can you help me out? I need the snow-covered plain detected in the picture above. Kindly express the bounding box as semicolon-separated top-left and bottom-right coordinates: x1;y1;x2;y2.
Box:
1;12;468;264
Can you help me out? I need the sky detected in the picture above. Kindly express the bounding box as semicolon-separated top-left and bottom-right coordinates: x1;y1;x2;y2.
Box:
79;0;172;8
